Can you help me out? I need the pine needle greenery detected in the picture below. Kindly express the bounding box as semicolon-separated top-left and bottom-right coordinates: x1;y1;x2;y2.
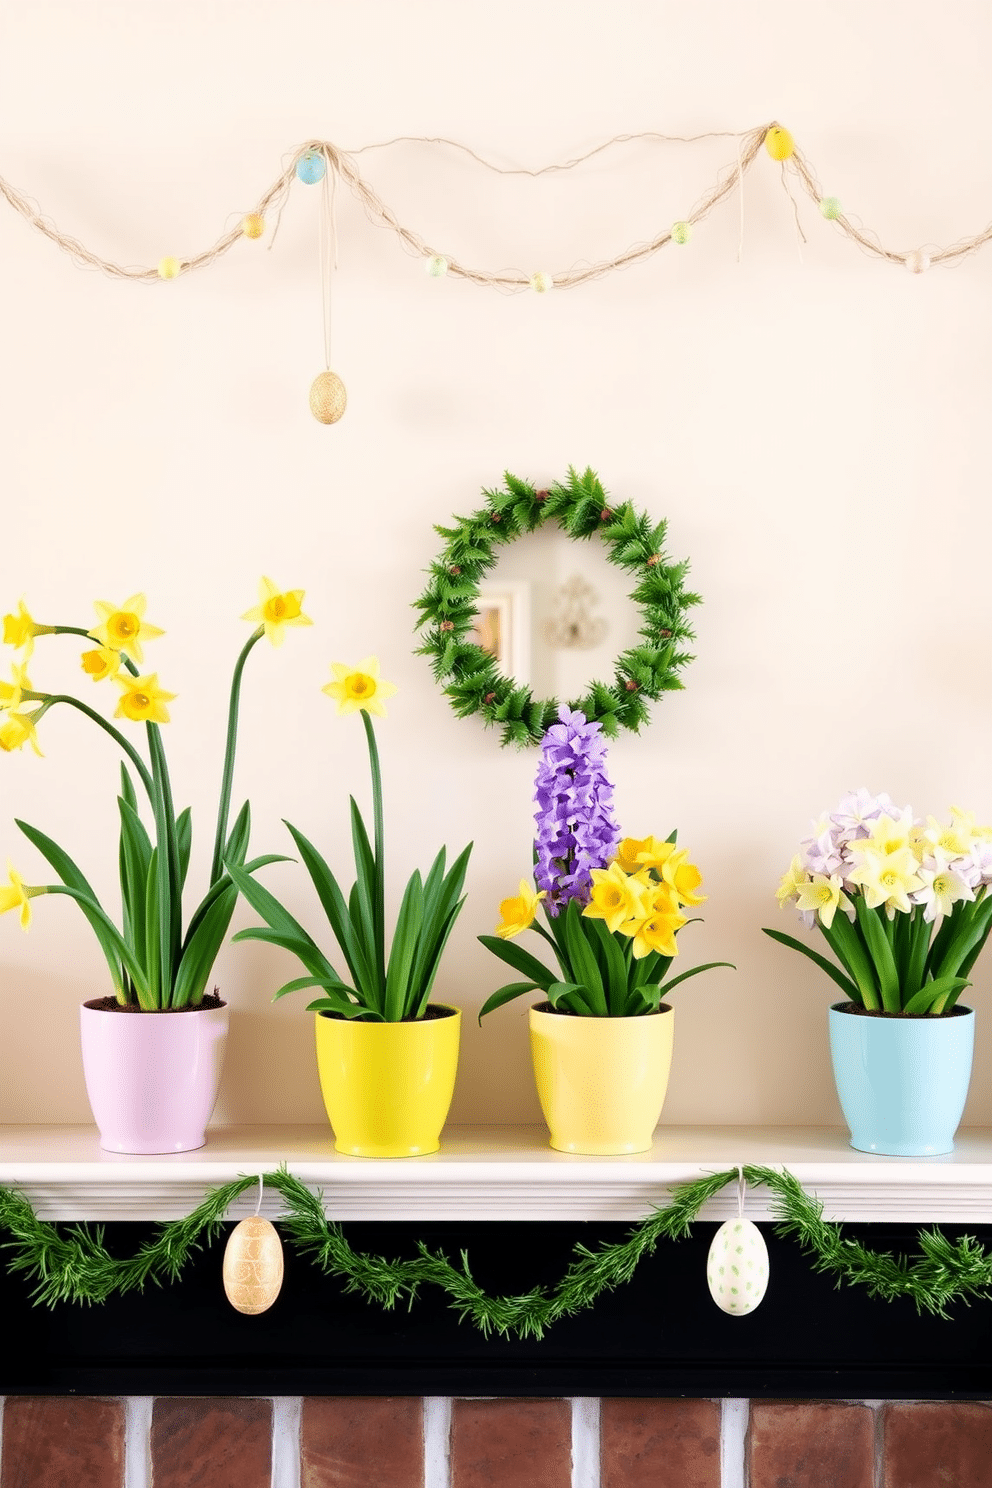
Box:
2;1165;990;1331
413;467;701;746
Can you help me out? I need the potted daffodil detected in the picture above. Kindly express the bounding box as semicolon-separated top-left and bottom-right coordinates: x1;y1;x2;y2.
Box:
765;787;992;1155
227;657;471;1157
0;578;308;1152
479;706;732;1154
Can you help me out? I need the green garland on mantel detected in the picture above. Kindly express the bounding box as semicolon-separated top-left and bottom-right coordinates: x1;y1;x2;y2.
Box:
413;466;701;747
2;1165;990;1336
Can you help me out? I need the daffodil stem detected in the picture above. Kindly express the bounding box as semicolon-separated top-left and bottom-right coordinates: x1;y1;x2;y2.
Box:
361;709;386;993
36;697;155;802
146;722;181;1001
210;630;262;887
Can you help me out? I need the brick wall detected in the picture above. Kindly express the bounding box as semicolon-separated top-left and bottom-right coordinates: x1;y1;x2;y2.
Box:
1;1396;991;1486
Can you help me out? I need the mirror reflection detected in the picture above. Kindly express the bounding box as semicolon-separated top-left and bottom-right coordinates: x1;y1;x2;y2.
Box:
469;528;641;697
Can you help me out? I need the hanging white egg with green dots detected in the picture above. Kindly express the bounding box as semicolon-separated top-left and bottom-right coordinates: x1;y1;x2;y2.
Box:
706;1217;769;1315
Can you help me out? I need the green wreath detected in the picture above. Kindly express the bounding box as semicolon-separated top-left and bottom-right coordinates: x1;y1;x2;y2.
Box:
413;467;701;747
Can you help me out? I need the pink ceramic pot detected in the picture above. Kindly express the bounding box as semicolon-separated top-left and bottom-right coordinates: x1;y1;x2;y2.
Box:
79;999;229;1154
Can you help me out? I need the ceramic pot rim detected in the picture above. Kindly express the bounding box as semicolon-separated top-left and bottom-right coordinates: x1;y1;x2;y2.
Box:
316;1002;461;1023
530;1000;672;1020
828;999;973;1021
81;998;228;1014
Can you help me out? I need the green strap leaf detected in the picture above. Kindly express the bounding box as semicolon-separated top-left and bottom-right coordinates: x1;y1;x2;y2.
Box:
762;927;860;1003
854;900;901;1012
281;822;380;1010
477;979;540;1021
477;934;556;993
560;901;607;1015
903;975;971;1016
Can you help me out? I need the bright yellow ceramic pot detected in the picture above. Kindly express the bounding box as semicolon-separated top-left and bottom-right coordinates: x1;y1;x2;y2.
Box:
314;1004;461;1157
529;1002;674;1154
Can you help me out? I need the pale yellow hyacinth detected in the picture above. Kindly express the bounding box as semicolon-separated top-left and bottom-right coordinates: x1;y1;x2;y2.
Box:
776;854;808;908
242;577;312;647
114;673;176;725
847;849;923;918
89;593;164;665
495;879;546;939
323;657;397;717
794;872;853;929
0;865;32;930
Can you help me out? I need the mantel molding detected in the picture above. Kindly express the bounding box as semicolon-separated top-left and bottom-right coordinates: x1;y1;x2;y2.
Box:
2;1124;991;1224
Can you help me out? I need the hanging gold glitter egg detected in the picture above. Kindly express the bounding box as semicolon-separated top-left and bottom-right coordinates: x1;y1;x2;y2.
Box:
309;370;347;424
222;1216;284;1315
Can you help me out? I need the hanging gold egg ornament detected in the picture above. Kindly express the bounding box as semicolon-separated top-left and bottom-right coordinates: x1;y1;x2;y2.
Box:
157;256;182;280
242;213;265;239
764;126;795;161
706;1217;769;1316
222;1216;284;1315
309;370;348;424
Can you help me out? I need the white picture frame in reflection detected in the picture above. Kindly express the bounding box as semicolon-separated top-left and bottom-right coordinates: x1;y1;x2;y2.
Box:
471;581;531;685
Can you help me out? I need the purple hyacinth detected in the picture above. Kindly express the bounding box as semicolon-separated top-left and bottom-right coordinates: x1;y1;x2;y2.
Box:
533;706;621;914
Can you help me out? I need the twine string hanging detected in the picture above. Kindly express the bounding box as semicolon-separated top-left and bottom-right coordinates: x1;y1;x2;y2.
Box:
2;123;992;288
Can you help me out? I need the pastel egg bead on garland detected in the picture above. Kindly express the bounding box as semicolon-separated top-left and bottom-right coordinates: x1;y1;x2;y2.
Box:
764;126;794;161
310;370;347;424
296;149;327;185
706;1217;769;1315
222;1216;284;1315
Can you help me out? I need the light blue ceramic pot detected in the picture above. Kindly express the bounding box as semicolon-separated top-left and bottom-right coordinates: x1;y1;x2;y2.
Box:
828;1001;975;1157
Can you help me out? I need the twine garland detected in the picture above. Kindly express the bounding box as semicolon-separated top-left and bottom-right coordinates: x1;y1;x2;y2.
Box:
2;123;991;291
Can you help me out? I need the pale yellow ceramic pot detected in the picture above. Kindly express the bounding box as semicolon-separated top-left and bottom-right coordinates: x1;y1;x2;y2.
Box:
314;1004;461;1157
529;1002;675;1154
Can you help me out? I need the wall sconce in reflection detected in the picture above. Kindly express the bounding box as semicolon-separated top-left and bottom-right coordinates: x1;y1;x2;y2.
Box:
543;575;608;650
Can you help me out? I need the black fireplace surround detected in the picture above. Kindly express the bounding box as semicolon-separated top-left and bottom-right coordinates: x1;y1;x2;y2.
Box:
2;1218;990;1397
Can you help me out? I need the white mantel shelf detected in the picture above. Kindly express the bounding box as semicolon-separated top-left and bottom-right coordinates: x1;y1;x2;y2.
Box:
2;1125;992;1224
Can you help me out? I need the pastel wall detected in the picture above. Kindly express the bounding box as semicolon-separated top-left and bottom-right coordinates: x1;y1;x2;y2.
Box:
1;0;990;1129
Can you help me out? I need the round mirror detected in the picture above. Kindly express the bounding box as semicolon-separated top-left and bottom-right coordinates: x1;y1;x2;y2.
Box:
414;468;700;747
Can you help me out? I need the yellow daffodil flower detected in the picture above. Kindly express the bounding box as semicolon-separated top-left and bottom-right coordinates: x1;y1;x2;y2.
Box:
114;673;176;725
0;710;43;755
614;835;673;874
660;848;707;908
583;862;648;935
0;865;33;930
620;905;687;960
0;662;32;712
80;647;121;683
776;855;808;908
847;849;923;918
794;872;853;929
89;594;164;664
241;577;312;647
323;657;398;717
495;879;546;939
2;599;47;661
